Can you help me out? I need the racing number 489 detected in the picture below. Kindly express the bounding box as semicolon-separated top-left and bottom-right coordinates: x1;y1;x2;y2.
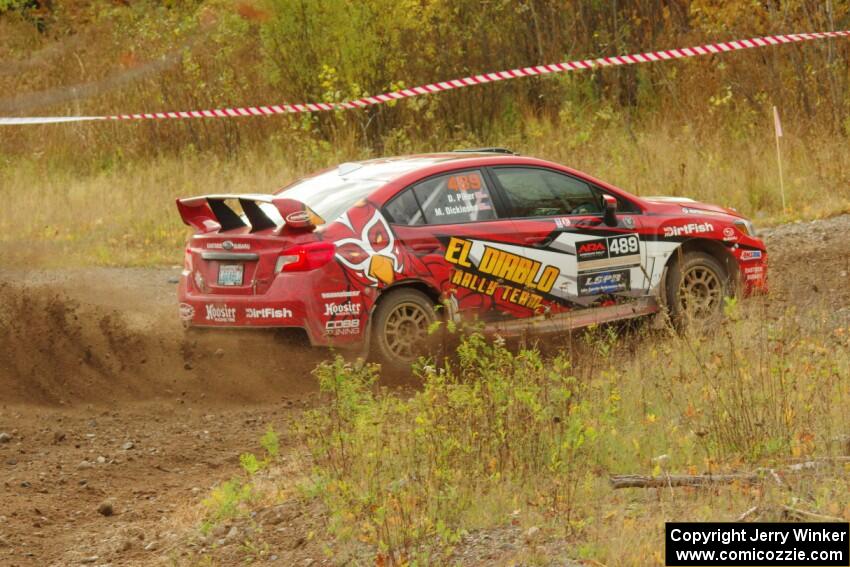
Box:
609;234;639;256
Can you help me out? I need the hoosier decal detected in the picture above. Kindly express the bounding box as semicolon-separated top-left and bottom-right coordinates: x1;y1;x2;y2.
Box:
323;301;362;316
205;304;236;323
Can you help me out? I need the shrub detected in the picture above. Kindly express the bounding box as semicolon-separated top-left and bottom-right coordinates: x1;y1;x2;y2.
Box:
303;333;615;562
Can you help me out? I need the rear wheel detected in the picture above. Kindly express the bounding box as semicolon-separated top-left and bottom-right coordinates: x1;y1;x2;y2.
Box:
372;289;437;372
665;251;729;327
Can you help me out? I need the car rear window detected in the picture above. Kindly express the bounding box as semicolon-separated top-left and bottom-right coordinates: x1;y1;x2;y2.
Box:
276;170;384;225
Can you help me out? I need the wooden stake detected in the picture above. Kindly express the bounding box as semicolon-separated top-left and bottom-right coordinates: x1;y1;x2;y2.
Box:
773;106;787;212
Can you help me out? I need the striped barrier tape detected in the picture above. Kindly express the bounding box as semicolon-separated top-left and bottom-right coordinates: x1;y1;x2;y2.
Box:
1;30;848;125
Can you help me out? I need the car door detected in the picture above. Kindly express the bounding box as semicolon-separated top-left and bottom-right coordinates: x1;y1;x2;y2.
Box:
383;168;536;322
484;166;647;311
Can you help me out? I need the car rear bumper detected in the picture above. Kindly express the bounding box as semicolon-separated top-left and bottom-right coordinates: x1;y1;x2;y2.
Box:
176;270;366;347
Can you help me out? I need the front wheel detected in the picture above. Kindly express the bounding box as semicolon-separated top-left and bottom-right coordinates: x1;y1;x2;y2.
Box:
371;288;438;372
664;251;730;327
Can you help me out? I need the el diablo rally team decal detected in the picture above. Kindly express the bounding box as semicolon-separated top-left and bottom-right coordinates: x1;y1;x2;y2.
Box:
443;231;644;308
444;237;557;309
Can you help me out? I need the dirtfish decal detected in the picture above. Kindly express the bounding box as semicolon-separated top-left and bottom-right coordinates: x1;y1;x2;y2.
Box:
663;222;714;238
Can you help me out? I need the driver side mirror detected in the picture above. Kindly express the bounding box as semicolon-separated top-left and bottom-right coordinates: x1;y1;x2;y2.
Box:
602;194;618;226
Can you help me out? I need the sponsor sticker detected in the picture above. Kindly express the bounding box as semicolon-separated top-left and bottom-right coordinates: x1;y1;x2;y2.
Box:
179;303;195;321
285;210;312;224
321;290;361;299
663;222;714;238
207;240;251;250
576;234;639;264
325;318;361;336
722;227;737;241
245;307;293;319
744;265;765;281
206;241;249;250
740;250;763;261
681;207;727;216
576;239;607;261
554;217;572;229
578;270;631;296
324;301;362;317
205;304;236;323
622;216;635;229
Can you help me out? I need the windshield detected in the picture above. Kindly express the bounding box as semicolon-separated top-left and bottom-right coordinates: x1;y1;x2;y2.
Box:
276;169;385;225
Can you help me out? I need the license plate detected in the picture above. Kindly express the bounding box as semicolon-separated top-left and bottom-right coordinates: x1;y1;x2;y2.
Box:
217;264;244;286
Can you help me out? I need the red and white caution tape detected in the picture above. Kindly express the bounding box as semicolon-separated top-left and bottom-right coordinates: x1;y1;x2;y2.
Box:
2;30;848;125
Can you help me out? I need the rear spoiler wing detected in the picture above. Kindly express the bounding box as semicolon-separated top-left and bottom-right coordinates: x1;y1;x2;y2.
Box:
176;194;323;233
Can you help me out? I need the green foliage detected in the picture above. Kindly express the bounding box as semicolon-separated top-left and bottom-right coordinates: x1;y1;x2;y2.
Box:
203;425;281;532
201;479;253;532
239;425;280;475
302;302;850;560
2;0;848;161
260;425;280;458
303;334;615;561
0;0;27;11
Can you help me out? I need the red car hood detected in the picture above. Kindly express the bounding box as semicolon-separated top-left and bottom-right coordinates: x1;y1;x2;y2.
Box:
640;196;743;218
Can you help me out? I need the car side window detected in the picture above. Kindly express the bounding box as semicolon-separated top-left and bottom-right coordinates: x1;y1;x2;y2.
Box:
386;169;497;225
492;167;601;218
384;187;424;225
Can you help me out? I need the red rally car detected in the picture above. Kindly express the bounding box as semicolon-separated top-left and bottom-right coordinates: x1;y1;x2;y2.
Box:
176;149;767;368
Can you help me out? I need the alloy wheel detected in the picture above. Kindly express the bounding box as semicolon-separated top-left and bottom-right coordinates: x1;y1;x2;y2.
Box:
677;265;723;319
383;301;431;360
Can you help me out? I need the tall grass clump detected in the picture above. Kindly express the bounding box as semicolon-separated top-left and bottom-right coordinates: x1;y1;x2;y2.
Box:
303;335;618;562
302;301;850;563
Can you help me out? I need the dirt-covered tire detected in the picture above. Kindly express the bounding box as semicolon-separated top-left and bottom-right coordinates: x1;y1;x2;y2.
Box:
664;251;730;327
371;288;438;372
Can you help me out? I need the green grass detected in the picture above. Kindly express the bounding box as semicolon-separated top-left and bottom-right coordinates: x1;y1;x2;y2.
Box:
299;300;850;564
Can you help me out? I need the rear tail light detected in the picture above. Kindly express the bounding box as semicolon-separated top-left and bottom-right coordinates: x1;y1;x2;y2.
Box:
193;270;208;293
275;241;336;273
